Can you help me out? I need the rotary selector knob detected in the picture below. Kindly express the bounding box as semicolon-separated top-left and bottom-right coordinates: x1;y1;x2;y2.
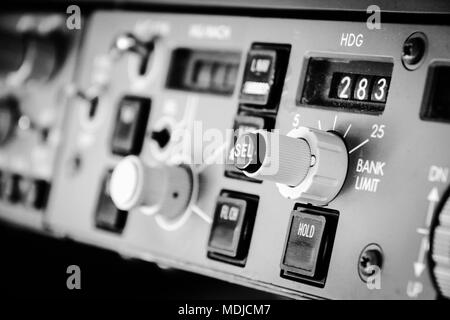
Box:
234;127;348;206
110;156;197;220
430;187;450;299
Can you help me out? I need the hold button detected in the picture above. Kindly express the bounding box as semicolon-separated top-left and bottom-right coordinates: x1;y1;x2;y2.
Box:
283;213;325;277
280;204;339;287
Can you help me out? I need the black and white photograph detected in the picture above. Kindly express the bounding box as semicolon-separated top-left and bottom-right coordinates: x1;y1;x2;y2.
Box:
0;0;449;309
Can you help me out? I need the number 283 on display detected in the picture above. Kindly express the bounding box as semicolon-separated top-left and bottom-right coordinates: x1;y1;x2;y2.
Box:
331;73;390;103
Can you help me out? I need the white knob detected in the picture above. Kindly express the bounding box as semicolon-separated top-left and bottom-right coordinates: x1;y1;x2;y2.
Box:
110;156;195;218
234;127;348;206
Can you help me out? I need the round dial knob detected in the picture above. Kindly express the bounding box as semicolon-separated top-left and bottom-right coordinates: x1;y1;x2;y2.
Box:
234;127;348;206
0;96;20;146
430;187;450;299
109;156;196;220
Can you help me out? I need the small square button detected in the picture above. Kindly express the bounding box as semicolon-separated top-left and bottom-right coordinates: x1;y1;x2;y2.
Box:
280;204;338;287
208;196;247;258
239;44;290;110
240;49;277;106
207;191;259;266
283;212;326;277
111;96;151;156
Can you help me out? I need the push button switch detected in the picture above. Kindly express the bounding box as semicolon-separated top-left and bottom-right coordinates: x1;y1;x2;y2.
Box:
283;213;325;277
239;44;290;111
207;191;259;266
240;50;276;105
280;204;339;287
208;197;246;257
111;96;151;156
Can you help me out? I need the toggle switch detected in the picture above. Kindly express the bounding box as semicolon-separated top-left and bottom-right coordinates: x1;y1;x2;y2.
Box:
111;96;151;156
112;32;157;75
234;127;348;206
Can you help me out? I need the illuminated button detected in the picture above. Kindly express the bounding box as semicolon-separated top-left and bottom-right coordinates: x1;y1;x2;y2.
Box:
111;96;151;156
207;191;258;266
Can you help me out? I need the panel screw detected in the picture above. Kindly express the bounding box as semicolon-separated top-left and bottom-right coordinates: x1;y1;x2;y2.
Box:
358;244;383;282
401;32;427;70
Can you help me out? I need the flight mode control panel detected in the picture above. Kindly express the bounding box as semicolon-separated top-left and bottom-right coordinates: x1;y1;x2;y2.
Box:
0;9;450;300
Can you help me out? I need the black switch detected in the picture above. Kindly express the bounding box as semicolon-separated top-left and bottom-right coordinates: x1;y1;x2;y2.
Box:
111;96;151;156
23;179;50;210
3;174;21;204
95;171;128;233
280;204;338;287
207;191;258;266
239;44;290;111
421;63;450;123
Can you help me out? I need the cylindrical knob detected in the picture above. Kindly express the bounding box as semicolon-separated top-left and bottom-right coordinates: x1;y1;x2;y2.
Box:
234;127;348;206
430;187;450;299
234;131;311;186
0;96;20;146
109;156;194;220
